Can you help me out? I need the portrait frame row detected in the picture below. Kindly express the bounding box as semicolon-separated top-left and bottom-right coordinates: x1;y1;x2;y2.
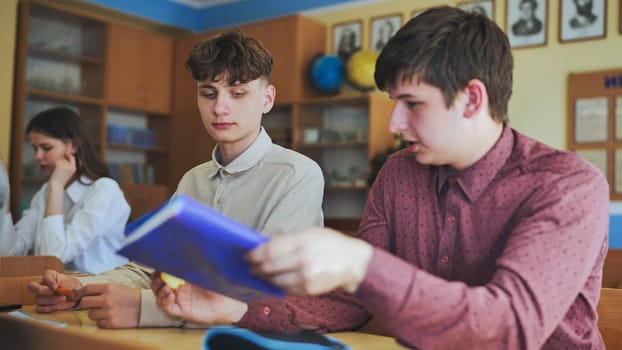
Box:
332;14;403;61
452;0;610;48
332;0;617;58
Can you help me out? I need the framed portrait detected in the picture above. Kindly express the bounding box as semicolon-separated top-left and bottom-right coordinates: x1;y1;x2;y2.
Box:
458;0;495;20
506;0;548;48
559;0;606;42
370;14;402;52
333;20;362;61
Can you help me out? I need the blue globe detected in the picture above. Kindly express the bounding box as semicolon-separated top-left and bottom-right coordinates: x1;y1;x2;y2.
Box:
309;55;344;94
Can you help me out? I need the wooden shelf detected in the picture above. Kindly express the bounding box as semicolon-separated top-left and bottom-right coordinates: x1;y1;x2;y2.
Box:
324;217;361;235
10;3;172;221
27;47;103;65
25;88;104;105
107;143;168;154
293;93;395;220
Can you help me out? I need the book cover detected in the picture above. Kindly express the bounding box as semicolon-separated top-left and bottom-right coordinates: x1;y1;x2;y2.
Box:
118;164;135;185
117;195;284;302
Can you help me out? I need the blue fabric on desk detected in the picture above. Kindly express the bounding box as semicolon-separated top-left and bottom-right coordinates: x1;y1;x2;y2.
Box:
203;325;350;350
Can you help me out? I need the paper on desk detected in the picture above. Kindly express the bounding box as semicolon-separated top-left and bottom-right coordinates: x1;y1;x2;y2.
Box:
8;310;67;328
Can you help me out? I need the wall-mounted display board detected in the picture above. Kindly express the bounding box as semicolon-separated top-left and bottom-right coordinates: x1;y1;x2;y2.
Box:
568;68;622;199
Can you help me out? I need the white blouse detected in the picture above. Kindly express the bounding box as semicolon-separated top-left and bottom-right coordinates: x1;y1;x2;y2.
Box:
0;176;130;274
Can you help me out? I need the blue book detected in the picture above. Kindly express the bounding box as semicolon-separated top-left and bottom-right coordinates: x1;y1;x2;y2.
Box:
117;195;284;301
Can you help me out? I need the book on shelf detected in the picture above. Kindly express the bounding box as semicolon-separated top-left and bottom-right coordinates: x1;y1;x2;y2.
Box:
108;163;155;185
117;195;284;302
118;164;135;185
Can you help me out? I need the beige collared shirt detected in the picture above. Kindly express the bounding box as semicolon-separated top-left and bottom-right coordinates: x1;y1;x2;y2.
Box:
77;128;324;327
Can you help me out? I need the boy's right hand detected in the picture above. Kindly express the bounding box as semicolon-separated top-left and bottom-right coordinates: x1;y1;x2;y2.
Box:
151;272;248;325
27;269;82;313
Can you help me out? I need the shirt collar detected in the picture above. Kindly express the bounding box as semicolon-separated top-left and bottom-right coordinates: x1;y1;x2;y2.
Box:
65;175;94;204
207;127;272;177
437;124;514;202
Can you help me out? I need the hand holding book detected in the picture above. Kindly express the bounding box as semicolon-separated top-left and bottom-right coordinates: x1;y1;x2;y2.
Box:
117;195;284;302
151;273;249;325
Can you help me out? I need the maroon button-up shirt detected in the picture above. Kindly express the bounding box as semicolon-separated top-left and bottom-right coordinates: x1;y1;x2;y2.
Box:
238;126;609;349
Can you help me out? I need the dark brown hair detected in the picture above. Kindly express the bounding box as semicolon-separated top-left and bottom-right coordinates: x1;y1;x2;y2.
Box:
26;106;111;184
186;29;273;85
374;6;513;122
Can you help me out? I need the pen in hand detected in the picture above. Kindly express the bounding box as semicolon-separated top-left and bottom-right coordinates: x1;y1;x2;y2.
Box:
54;287;82;308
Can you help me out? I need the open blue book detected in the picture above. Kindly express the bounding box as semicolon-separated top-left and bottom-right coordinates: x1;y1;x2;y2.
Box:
117;195;284;301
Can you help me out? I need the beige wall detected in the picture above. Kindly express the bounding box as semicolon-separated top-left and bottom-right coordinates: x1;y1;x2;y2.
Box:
308;0;622;150
3;1;620;155
0;0;18;162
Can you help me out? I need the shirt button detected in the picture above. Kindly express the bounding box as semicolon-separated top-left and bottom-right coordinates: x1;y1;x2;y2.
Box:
441;255;449;263
262;306;271;316
448;177;457;184
446;214;456;223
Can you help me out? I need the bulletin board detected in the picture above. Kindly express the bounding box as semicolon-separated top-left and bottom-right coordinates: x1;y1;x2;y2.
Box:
567;68;622;200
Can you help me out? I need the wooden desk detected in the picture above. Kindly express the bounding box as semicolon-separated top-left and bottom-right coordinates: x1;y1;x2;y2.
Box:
603;249;622;288
0;255;65;304
0;255;64;277
0;305;405;350
597;287;622;349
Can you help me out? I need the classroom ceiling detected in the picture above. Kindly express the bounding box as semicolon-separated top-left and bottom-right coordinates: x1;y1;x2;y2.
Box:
169;0;244;8
82;0;368;33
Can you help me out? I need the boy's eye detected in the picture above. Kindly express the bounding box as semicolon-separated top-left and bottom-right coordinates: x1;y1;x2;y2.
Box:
200;91;216;99
406;101;419;108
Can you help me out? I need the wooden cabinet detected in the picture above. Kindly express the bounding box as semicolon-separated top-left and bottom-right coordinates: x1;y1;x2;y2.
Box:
10;3;173;221
10;2;107;217
120;184;169;221
106;23;173;114
242;15;326;105
104;24;174;217
291;93;395;231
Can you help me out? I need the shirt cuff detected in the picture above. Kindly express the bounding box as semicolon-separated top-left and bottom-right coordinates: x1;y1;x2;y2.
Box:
236;297;299;332
138;289;185;327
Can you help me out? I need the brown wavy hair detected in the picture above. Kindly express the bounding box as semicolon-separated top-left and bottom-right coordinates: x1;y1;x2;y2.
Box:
185;28;273;85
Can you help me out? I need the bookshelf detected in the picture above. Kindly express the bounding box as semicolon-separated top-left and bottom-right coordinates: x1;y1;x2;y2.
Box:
10;3;106;217
291;93;395;231
10;2;172;220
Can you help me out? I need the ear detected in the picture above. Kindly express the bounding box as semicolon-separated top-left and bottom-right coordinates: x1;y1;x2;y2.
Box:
463;79;486;118
262;84;276;114
67;139;78;155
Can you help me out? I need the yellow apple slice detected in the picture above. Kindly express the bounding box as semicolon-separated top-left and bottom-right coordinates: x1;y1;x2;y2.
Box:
161;272;185;289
